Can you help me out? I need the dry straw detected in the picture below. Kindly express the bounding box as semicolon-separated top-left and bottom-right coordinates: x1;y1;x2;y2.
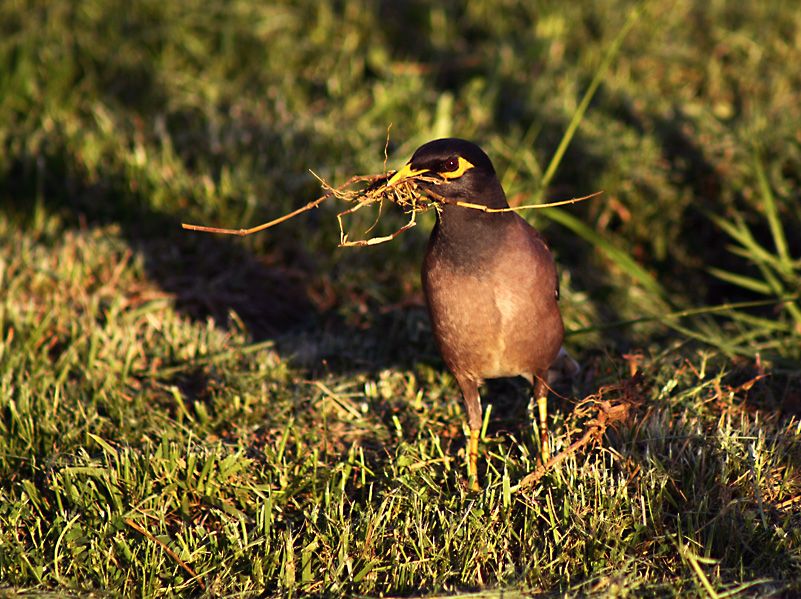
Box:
182;163;601;246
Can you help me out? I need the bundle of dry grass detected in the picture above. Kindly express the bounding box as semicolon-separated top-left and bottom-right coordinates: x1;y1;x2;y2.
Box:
182;167;600;246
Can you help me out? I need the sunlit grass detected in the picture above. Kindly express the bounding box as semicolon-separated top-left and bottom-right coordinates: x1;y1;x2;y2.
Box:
1;0;800;596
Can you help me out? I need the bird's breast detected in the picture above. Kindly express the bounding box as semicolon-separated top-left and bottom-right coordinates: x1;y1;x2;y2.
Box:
422;219;563;381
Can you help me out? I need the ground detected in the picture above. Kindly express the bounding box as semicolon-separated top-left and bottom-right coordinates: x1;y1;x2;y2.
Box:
1;1;800;596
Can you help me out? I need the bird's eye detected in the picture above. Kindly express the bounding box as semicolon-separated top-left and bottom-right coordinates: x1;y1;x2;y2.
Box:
443;157;459;171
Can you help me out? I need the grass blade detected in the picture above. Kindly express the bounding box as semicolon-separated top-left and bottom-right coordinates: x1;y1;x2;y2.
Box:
754;151;791;270
542;206;668;302
707;213;784;273
706;267;773;295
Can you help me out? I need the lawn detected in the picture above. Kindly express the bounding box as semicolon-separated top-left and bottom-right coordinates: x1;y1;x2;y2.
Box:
1;0;800;596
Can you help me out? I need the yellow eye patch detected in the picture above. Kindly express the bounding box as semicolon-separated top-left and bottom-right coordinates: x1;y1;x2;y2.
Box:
440;156;475;179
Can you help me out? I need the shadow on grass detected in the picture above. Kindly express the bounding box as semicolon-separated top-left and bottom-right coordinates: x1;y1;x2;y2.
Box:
2;149;317;343
0;127;462;397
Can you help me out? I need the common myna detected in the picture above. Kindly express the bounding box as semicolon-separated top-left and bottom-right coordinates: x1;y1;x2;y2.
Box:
388;138;569;490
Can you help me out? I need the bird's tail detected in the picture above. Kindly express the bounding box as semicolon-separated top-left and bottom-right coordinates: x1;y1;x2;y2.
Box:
546;346;580;384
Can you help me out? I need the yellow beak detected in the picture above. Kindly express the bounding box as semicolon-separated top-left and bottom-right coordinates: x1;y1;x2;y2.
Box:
387;162;429;187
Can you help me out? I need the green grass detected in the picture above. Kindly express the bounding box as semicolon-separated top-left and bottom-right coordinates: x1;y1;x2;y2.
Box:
2;0;801;596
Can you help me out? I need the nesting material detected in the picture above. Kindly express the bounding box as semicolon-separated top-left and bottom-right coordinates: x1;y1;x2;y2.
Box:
181;169;600;247
517;377;643;491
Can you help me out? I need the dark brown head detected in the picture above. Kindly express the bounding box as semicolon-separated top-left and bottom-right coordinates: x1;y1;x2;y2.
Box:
388;138;508;210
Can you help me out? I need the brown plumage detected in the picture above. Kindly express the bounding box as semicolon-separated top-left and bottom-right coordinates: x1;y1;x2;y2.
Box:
389;138;566;490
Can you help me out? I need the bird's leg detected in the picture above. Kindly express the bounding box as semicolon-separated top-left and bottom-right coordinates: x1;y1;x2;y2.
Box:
456;376;482;491
533;376;550;463
468;427;480;490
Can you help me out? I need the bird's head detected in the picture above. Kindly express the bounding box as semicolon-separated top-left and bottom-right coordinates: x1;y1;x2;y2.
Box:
387;138;508;210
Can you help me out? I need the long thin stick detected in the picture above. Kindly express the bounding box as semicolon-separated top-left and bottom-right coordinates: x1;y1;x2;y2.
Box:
182;195;330;236
181;173;386;236
445;190;603;213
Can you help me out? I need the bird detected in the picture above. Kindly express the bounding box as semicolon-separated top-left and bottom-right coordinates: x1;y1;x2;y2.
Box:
387;138;572;490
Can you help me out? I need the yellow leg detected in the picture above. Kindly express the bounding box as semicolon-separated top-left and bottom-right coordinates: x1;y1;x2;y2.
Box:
537;394;550;463
468;428;480;491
